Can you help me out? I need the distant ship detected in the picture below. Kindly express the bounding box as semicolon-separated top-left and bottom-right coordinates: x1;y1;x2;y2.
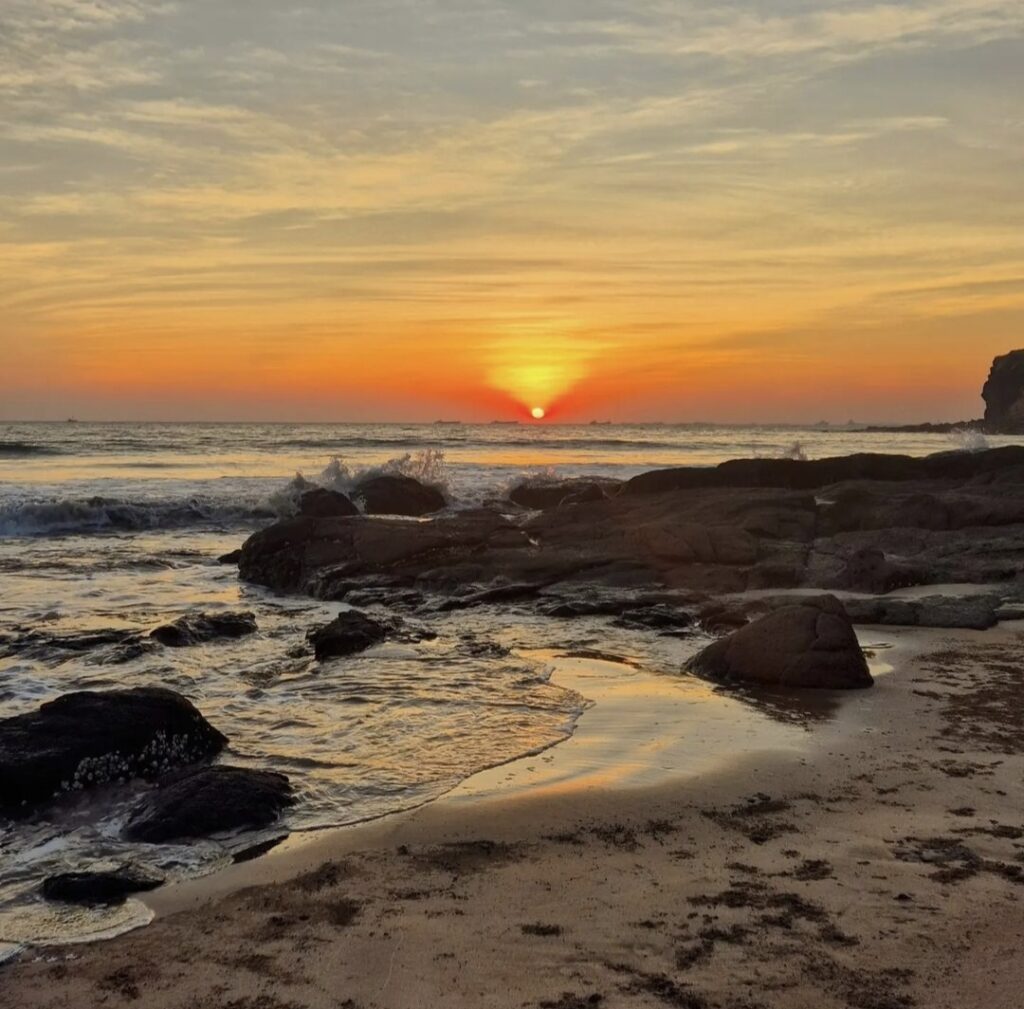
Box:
433;419;462;425
490;420;520;425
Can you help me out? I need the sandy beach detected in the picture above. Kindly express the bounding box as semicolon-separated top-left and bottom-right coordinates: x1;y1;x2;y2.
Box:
5;622;1023;1009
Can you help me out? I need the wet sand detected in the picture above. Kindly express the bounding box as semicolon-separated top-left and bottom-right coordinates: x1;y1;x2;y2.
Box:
4;626;1024;1008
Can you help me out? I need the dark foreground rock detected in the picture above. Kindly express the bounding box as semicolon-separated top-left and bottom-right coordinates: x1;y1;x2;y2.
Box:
308;609;389;659
150;611;257;647
42;865;164;905
122;766;293;843
690;596;873;690
298;487;359;518
354;475;446;516
0;688;227;810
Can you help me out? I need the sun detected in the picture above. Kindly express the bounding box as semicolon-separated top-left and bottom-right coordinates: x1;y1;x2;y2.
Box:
531;406;546;420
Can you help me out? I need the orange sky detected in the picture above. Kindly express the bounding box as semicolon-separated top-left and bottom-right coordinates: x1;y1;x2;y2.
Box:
2;1;1022;422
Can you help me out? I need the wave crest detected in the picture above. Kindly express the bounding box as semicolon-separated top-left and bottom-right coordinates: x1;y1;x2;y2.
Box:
267;450;450;517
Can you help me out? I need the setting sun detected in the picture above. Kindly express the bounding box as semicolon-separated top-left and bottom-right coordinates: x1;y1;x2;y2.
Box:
531;407;545;420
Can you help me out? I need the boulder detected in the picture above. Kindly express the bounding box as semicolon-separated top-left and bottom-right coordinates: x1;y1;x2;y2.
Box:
298;487;359;518
42;865;164;905
308;609;388;659
217;549;242;565
354;475;446;516
150;611;257;647
983;350;1024;433
0;688;227;810
508;479;618;510
122;765;293;843
690;596;872;690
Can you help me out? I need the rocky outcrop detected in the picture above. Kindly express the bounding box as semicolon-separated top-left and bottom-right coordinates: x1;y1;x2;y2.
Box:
42;865;164;905
508;479;620;510
983;351;1024;433
354;475;446;516
690;596;873;689
150;611;257;647
0;688;227;811
237;447;1024;604
308;610;388;659
122;765;293;843
841;594;1000;630
298;487;359;518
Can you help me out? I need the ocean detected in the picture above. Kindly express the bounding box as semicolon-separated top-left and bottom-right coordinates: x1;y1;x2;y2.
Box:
0;420;1015;950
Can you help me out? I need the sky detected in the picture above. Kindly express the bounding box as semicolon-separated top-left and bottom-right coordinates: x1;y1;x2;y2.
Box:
1;0;1022;423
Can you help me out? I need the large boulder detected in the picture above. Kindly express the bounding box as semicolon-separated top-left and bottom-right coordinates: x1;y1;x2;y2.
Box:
298;487;359;518
150;611;257;647
122;765;293;843
983;351;1024;433
690;595;872;689
354;475;446;516
0;688;227;810
42;865;164;905
308;609;388;659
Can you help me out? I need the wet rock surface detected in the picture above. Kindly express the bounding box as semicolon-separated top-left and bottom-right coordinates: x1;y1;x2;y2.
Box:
122;765;293;843
308;609;389;659
150;611;258;647
353;474;446;516
0;688;227;811
690;596;873;690
298;487;359;518
42;865;164;905
508;479;620;510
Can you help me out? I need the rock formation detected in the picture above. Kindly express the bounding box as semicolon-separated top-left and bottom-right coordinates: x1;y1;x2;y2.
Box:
0;688;227;811
123;765;293;843
983;350;1024;433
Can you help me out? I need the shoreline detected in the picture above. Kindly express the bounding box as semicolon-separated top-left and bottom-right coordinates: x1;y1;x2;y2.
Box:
10;624;1023;1007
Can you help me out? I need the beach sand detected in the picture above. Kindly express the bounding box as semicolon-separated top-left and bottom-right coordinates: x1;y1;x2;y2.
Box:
4;625;1024;1008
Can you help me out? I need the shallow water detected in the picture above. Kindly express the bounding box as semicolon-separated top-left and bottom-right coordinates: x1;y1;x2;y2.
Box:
1;420;1019;947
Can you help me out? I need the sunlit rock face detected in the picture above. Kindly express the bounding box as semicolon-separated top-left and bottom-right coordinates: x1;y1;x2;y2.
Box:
983;351;1024;433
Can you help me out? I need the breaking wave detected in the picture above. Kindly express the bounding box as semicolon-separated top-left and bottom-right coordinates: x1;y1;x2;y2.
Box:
0;496;271;538
0;441;62;458
268;450;450;517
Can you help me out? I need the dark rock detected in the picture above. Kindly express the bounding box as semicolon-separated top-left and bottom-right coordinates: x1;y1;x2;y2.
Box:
42;865;164;905
690;596;872;690
508;479;619;510
842;594;999;631
624;446;1024;496
983;350;1024;433
612;604;693;633
308;609;388;660
150;611;257;647
0;628;151;665
123;765;293;843
435;582;549;612
298;487;359;518
832;548;908;593
240;448;1024;602
217;549;242;565
354;475;446;516
0;688;227;810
